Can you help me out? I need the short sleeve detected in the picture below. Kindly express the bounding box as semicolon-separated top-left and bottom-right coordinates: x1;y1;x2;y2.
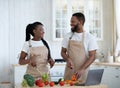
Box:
88;37;99;51
61;35;69;49
22;42;29;54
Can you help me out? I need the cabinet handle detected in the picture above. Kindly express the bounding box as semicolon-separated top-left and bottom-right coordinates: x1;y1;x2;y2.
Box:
115;76;119;78
115;68;119;70
104;66;107;68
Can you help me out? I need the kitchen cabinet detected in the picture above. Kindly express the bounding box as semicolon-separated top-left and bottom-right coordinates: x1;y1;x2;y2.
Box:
12;65;27;86
90;63;120;88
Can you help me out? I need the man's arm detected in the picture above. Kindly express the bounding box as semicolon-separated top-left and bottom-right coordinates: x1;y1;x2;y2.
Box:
61;47;74;69
61;47;69;61
80;50;96;70
75;50;96;79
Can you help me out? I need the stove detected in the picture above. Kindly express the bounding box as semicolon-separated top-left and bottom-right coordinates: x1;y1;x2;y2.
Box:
50;59;66;83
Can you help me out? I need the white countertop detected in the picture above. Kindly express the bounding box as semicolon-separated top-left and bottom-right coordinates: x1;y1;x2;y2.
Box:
15;84;107;88
93;62;120;67
12;62;120;67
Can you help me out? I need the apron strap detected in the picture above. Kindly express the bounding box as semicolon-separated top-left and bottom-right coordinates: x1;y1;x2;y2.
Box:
69;33;74;40
28;40;32;47
82;32;84;44
69;32;84;42
68;32;85;49
28;40;32;56
81;32;87;58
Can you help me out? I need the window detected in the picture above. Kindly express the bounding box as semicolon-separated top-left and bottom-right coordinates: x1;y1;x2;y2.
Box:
52;0;102;41
87;0;103;40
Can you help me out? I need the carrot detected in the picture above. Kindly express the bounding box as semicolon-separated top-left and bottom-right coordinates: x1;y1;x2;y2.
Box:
71;75;77;81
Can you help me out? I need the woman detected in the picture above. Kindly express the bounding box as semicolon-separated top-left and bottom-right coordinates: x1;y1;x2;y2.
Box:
19;22;55;80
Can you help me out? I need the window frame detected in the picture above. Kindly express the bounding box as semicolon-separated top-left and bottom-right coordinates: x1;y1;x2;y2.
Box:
52;0;103;41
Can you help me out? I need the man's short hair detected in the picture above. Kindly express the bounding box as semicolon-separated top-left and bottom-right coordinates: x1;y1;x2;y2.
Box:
72;12;85;25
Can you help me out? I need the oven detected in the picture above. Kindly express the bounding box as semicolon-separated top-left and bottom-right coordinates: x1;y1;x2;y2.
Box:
50;59;66;83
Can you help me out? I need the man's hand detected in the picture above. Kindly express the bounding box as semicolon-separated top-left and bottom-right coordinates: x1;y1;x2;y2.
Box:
48;58;55;68
74;69;85;79
74;50;96;79
67;59;74;69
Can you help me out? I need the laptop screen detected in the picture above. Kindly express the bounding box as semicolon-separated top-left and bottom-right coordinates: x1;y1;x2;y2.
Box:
85;69;104;86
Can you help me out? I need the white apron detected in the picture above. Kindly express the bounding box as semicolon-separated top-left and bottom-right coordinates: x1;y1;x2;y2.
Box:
26;41;50;80
64;32;89;84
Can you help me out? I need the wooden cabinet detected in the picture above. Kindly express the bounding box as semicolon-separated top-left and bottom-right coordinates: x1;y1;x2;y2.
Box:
90;64;120;88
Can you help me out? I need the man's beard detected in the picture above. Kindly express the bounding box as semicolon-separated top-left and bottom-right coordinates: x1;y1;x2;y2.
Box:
71;24;79;33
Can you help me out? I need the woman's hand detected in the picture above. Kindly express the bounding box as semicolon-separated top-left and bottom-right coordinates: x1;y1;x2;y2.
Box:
48;58;55;68
67;59;74;69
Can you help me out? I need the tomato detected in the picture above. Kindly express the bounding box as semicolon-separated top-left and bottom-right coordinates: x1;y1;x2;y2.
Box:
59;81;64;86
35;79;43;86
70;82;74;86
49;82;55;87
38;82;44;87
44;81;49;85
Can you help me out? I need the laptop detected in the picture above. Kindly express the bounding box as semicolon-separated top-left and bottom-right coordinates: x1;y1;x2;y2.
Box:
85;69;104;86
75;69;104;86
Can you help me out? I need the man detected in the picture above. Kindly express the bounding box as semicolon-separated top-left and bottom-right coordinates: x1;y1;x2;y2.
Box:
61;12;98;84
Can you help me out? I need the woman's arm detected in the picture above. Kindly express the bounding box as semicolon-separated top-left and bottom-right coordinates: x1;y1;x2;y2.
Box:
48;58;55;68
19;51;30;65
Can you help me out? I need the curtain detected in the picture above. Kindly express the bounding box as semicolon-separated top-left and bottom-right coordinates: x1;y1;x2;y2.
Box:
114;0;120;56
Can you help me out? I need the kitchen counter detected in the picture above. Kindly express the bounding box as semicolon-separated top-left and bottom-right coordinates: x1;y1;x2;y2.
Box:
12;62;120;67
91;62;120;88
12;63;107;88
12;64;27;67
92;62;120;67
15;84;107;88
